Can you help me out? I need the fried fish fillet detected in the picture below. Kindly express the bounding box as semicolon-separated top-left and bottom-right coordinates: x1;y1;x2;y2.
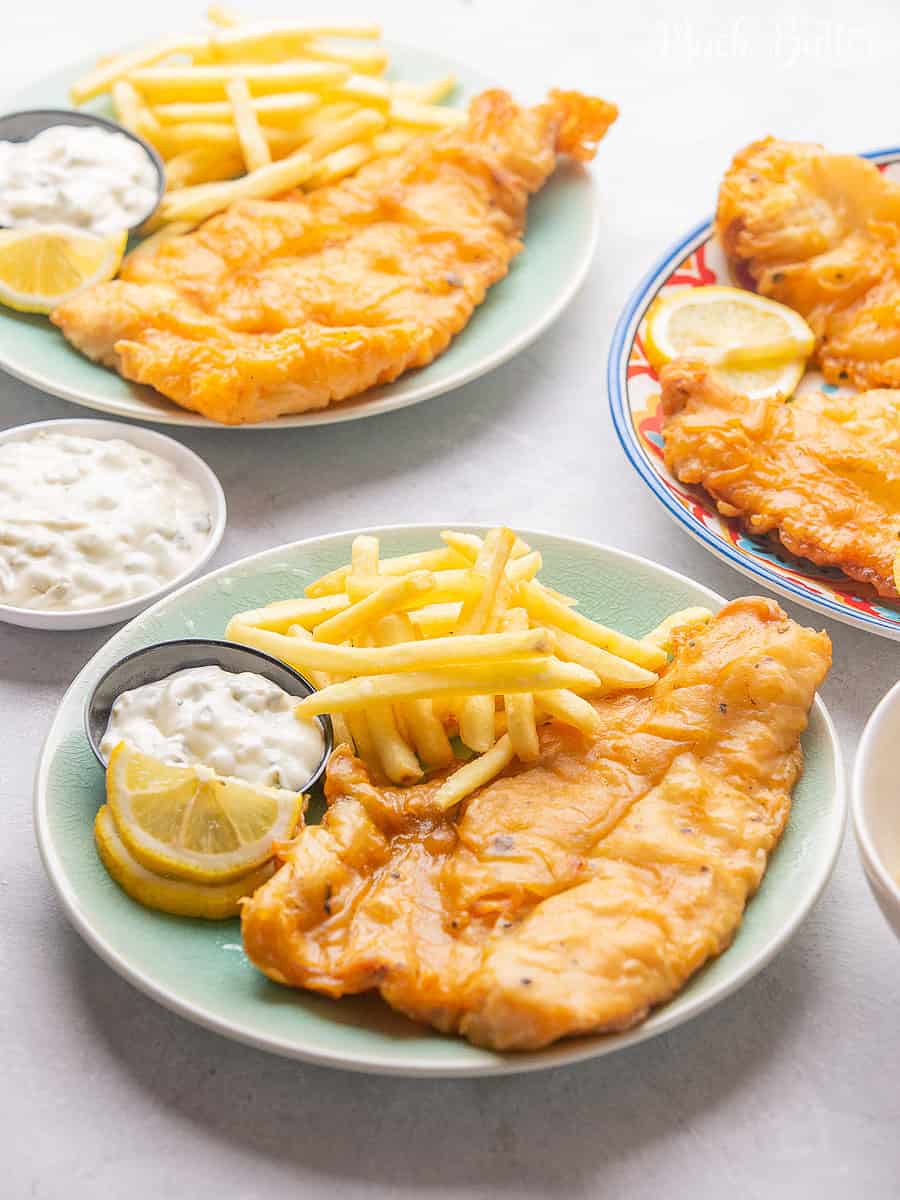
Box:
661;359;900;598
717;138;900;390
241;598;830;1051
51;89;616;424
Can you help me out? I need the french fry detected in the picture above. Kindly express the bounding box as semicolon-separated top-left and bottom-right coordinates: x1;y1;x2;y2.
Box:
433;735;515;812
389;97;467;129
165;146;244;189
266;127;329;159
458;527;516;635
227;592;350;634
534;689;603;737
111;79;159;136
331;75;391;111
371;129;416;155
351;534;380;576
354;624;421;783
226;77;272;171
301;108;387;163
314;571;434;644
326;709;356;751
301;38;389;75
153;147;313;227
281;101;358;144
130;62;350;104
456;528;516;750
642;607;714;651
392;75;457;104
353;627;420;785
305;140;377;188
294;658;599;716
147;123;305;162
407;602;461;639
440;529;532;562
125;220;195;260
375;614;454;769
230;620;551;675
345;710;377;766
517;580;668;672
154;93;322;127
366;698;422;784
404;696;455;768
306;546;466;598
484;551;541;634
459;696;496;754
547;626;659;689
502;609;540;762
506;551;542;584
145;121;244;157
286;624;354;750
345;569;483;606
207;22;381;65
70;36;208;105
218;527;703;806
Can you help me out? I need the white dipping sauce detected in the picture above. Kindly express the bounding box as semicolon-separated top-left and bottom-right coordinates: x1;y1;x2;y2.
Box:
0;124;158;234
101;665;325;791
0;431;211;612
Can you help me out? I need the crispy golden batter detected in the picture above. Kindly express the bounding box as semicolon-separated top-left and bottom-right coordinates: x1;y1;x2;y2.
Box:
241;598;830;1051
51;89;616;424
661;359;900;598
716;137;900;390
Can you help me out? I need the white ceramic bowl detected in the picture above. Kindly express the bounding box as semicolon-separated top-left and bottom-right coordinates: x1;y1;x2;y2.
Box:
852;679;900;939
0;418;226;630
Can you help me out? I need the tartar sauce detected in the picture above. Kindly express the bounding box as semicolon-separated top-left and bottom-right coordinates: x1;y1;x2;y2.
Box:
0;431;211;612
0;125;158;234
101;665;325;791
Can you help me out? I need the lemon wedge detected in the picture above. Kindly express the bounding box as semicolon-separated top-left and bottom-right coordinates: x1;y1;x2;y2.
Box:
712;357;807;402
106;743;303;884
0;225;127;314
95;804;275;920
644;285;814;370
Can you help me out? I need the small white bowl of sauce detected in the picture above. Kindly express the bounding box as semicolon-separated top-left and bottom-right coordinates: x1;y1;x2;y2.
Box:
0;109;165;234
853;679;900;941
85;639;333;794
0;418;226;630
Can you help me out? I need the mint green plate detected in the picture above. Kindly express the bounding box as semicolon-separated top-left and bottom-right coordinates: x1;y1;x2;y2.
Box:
1;46;599;429
35;528;845;1076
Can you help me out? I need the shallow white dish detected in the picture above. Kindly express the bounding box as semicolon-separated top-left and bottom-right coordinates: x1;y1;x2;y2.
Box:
0;418;226;630
853;680;900;940
35;527;845;1076
0;44;599;430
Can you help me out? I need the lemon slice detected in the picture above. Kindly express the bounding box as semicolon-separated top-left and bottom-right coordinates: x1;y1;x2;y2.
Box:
644;285;814;370
0;225;127;314
106;743;303;884
95;805;275;920
713;357;806;402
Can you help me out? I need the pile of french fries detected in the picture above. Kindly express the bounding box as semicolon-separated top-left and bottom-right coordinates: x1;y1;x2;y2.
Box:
225;528;713;812
70;7;464;236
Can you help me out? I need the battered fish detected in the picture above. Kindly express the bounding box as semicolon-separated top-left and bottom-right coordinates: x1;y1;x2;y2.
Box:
717;138;900;390
242;598;830;1051
52;89;616;424
661;359;900;598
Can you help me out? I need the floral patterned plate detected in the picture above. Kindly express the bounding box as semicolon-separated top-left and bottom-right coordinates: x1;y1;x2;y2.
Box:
608;149;900;639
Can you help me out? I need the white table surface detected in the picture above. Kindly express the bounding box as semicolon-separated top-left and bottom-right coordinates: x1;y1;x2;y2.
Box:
3;1;900;1195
